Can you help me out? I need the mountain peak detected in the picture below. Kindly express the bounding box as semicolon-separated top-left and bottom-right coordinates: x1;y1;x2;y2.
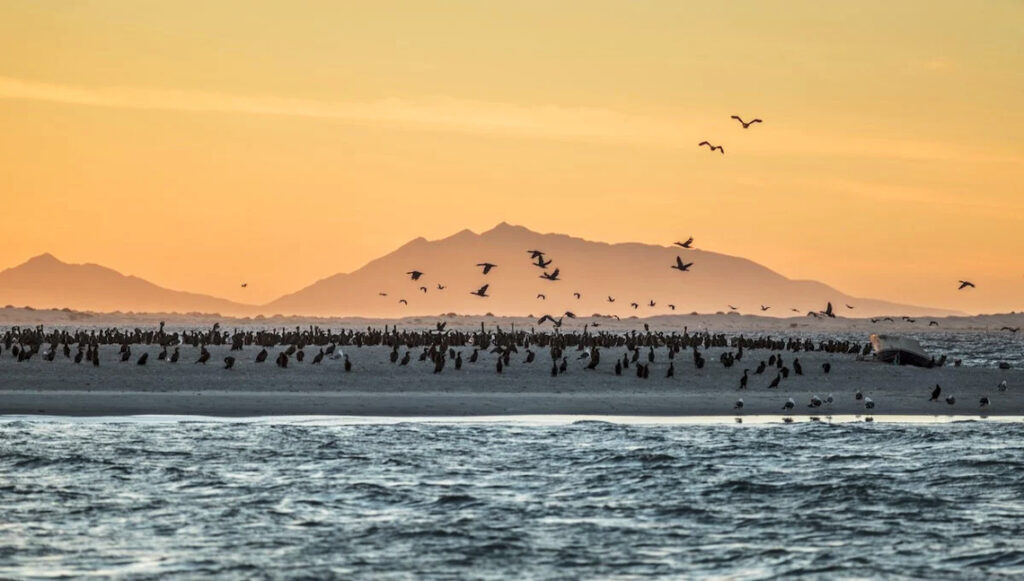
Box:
482;222;531;236
19;253;64;270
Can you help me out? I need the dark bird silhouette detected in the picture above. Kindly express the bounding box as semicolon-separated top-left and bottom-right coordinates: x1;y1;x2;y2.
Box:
945;394;956;405
668;304;676;311
823;302;835;318
672;256;694;272
196;349;210;365
437;284;446;290
1001;327;1020;333
378;292;388;297
240;283;248;288
929;321;939;327
630;302;639;309
538;315;563;328
470;284;489;298
698;141;725;154
477;263;497;275
224;356;235;369
534;256;553;268
734;398;744;411
980;396;990;408
407;271;424;281
768;373;781;389
761;305;771;311
730;115;762;129
930;384;941;401
846;304;855;309
255;348;268;363
648;300;656;308
136;353;148;366
782;397;795;411
729;305;738;311
573;292;581;300
540;268;560;281
822;362;831;374
675;237;694;249
537;294;546;300
399;299;408;305
958;280;975;290
527;250;545;259
739;369;749;389
607;296;616;303
419;286;427;293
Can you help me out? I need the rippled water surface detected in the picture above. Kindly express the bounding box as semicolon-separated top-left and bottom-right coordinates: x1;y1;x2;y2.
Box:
3;418;1024;579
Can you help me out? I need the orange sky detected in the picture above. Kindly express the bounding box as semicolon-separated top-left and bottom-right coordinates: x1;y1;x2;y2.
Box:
1;1;1021;313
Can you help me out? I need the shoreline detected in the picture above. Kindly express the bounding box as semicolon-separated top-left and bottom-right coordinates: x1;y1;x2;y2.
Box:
2;389;1020;418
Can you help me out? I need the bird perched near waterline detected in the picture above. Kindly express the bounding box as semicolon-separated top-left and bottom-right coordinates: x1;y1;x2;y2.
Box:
930;384;942;401
734;398;744;411
980;396;990;408
864;397;875;410
782;398;795;411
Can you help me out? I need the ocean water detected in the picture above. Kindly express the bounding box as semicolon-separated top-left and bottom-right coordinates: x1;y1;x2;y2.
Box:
3;418;1024;579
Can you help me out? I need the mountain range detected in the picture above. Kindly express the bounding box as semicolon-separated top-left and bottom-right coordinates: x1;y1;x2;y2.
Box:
0;223;959;318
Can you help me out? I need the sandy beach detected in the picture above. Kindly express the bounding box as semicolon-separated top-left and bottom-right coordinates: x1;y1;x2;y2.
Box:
2;337;1020;417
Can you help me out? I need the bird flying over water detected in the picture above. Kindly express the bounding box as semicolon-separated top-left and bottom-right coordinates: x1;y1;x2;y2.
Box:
958;280;975;290
675;237;694;249
470;284;489;297
672;256;694;272
698;141;724;154
730;115;762;129
1001;327;1020;333
477;263;497;275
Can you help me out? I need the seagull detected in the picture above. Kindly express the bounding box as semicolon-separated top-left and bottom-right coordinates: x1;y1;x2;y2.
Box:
470;284;489;298
980;396;990;408
864;397;875;410
730;115;762;129
698;141;725;154
946;394;956;405
808;395;823;408
675;237;694;249
477;263;497;275
407;271;424;281
540;269;560;281
672;256;694;272
958;280;975;290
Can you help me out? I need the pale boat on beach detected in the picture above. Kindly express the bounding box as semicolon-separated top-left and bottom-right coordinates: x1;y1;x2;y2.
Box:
870;334;933;367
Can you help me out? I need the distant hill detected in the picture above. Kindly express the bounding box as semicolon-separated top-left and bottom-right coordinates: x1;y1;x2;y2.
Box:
265;222;960;318
0;253;256;316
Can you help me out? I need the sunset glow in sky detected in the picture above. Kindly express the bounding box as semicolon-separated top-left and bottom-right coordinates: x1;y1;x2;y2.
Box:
1;1;1021;312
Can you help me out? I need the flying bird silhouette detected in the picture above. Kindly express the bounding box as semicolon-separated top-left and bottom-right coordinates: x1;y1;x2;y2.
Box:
540;269;560;281
671;256;694;272
730;115;762;129
630;302;639;309
399;299;408;305
761;305;771;311
674;237;694;249
240;283;248;288
958;280;975;290
406;271;424;281
698;141;724;154
437;284;446;290
537;294;546;300
728;305;738;311
573;292;581;299
607;296;616;303
470;284;490;297
527;250;545;259
419;286;427;293
477;263;497;275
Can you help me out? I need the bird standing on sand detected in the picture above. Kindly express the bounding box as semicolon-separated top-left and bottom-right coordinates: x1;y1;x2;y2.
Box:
734;398;744;411
980;397;990;408
930;384;942;401
946;395;956;405
730;115;762;129
864;397;875;410
782;398;795;411
224;356;235;369
998;380;1008;392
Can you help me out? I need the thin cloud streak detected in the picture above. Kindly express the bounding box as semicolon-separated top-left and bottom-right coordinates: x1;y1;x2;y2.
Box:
1;75;1017;164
